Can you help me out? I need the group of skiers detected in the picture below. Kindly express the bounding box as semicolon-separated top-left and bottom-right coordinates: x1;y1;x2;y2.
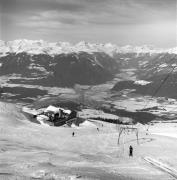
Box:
71;124;134;157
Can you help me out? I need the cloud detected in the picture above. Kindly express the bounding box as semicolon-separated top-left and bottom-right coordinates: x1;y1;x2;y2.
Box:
17;10;86;29
0;0;85;14
1;0;176;47
18;20;61;29
1;0;176;15
1;0;176;27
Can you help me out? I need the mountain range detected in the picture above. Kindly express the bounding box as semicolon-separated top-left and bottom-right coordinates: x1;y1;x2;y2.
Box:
0;39;176;57
0;39;177;99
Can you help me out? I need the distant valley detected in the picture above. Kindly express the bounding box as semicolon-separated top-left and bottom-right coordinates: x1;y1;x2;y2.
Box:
0;40;176;102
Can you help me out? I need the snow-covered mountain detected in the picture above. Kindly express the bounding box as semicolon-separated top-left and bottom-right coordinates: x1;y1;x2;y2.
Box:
0;39;176;57
113;52;177;98
0;51;119;87
0;39;177;100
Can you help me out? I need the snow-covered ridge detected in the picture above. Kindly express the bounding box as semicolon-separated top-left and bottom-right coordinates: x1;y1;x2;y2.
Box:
0;39;176;56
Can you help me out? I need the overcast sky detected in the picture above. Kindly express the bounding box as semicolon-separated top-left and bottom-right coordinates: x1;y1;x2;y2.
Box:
0;0;176;47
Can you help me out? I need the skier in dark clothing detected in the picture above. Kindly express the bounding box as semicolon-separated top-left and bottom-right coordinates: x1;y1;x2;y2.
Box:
72;132;75;137
129;145;133;157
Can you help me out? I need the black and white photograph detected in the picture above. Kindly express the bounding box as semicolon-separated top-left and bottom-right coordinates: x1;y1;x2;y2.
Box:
0;0;176;179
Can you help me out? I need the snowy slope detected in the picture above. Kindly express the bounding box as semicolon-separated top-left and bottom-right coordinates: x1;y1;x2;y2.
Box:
1;101;177;179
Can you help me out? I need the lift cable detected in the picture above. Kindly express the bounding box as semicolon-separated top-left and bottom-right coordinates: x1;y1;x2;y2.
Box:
142;56;177;110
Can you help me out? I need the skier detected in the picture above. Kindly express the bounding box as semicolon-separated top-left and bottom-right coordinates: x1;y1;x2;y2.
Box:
129;145;133;157
72;132;75;137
